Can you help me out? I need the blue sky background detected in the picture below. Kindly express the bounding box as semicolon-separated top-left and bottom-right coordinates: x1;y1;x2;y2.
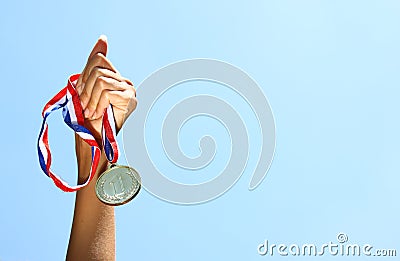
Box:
1;0;399;260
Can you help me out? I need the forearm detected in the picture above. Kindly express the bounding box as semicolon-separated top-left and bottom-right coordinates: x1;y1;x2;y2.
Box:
66;135;115;260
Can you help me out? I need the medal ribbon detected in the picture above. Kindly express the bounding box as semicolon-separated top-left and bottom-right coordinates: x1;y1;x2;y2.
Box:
37;74;119;192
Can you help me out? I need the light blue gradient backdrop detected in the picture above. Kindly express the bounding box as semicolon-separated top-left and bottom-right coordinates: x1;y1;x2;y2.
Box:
1;1;399;260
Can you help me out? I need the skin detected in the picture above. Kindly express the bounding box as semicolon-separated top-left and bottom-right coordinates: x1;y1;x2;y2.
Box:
66;36;137;261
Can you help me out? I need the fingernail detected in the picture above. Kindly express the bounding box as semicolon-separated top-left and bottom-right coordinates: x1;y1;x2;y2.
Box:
99;34;107;41
78;83;85;96
91;111;97;120
81;98;87;110
84;108;90;118
81;99;87;110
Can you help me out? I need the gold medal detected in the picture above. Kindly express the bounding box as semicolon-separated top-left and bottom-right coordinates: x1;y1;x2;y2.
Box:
95;164;141;206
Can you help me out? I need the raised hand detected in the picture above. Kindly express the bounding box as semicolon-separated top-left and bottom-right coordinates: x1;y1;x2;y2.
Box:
75;35;136;142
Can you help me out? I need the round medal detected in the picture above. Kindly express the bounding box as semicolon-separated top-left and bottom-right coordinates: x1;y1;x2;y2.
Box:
95;164;141;206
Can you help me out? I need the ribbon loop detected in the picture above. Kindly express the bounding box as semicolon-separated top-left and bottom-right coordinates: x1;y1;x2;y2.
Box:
37;74;119;192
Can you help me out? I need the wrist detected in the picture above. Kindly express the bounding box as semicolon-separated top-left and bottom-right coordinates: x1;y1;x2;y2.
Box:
75;134;108;184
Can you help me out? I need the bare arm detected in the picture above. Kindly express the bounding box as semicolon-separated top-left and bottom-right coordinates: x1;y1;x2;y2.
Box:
66;35;136;260
66;137;115;260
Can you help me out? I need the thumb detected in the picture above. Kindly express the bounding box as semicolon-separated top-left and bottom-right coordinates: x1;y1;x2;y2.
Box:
76;35;108;92
88;35;108;59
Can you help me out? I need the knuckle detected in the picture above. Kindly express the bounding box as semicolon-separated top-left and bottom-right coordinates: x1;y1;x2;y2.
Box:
93;52;106;62
126;84;136;97
91;67;105;79
122;77;134;86
79;91;88;101
130;96;138;111
96;76;108;88
101;91;110;101
88;53;107;68
87;100;97;111
92;66;102;75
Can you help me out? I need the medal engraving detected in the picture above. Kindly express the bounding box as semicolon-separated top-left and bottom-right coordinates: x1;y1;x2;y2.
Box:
96;164;141;206
110;174;125;195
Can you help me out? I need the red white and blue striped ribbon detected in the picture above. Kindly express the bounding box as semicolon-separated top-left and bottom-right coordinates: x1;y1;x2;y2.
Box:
37;74;119;192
